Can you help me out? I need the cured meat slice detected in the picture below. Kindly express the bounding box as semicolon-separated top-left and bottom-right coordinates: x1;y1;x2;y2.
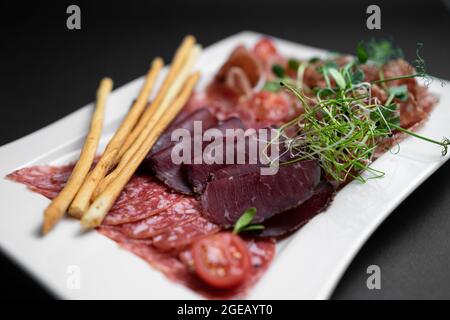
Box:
102;176;181;226
152;217;221;253
149;108;218;156
143;109;220;195
257;181;335;238
214;45;262;100
7;164;73;199
146;145;194;195
149;117;245;195
183;117;247;194
186;126;281;194
8;159;276;299
118;198;202;239
216;45;262;88
201;160;321;227
100;227;275;299
7;164;179;226
209;163;261;181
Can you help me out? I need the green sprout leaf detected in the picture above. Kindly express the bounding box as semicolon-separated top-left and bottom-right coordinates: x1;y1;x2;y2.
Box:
371;103;400;132
328;68;347;90
263;80;283;92
272;64;285;78
357;41;368;64
288;59;300;71
357;39;403;66
350;68;365;84
388;85;409;101
233;207;264;234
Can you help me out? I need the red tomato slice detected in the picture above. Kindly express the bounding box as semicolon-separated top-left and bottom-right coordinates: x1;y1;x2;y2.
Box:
191;232;251;289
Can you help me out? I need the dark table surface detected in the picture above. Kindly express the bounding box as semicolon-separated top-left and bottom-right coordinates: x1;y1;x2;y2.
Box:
1;0;449;299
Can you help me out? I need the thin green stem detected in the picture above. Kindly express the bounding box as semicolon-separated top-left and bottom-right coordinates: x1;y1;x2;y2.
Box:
391;124;449;156
371;73;421;84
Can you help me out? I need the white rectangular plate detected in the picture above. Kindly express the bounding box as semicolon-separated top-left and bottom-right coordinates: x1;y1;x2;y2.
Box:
0;31;449;300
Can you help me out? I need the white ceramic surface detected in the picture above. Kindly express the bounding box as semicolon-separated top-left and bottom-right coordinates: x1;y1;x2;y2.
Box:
0;31;448;299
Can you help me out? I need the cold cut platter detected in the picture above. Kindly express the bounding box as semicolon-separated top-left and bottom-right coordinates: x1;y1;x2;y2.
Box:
0;31;449;299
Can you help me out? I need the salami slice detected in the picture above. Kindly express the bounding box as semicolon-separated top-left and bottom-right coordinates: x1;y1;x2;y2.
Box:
118;198;202;239
7;164;180;226
152;217;221;253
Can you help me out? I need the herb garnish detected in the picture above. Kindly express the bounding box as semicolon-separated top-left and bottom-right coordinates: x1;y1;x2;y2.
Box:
272;64;285;78
271;41;449;183
357;39;404;66
233;208;264;234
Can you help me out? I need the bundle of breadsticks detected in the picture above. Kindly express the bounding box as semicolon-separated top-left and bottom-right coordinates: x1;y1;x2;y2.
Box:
42;35;201;234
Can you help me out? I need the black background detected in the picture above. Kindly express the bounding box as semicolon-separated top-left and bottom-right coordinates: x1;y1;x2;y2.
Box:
1;0;449;299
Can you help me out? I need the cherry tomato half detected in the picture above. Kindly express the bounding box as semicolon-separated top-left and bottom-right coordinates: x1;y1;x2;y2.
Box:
191;232;251;289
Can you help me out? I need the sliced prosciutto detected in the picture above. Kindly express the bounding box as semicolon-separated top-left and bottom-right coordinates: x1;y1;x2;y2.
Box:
215;45;262;97
201;160;321;226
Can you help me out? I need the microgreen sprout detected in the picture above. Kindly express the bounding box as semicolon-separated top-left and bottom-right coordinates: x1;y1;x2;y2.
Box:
233;208;265;234
273;47;448;184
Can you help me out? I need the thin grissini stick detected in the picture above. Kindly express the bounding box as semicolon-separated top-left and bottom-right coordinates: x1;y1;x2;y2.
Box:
81;72;200;228
91;36;195;200
68;58;163;218
92;46;201;198
116;35;196;161
42;78;113;235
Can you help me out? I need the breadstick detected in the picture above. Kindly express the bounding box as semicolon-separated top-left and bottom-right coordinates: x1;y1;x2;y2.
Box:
81;72;200;228
42;78;112;234
68;58;163;218
92;45;201;199
116;35;196;160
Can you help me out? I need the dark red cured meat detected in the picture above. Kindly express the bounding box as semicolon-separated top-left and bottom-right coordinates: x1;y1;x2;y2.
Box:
143;108;219;195
201;160;321;227
184;126;280;195
148;117;245;195
198;127;282;188
210;163;261;181
147;145;194;195
257;181;335;238
148;108;218;157
118;198;202;239
182;117;247;194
